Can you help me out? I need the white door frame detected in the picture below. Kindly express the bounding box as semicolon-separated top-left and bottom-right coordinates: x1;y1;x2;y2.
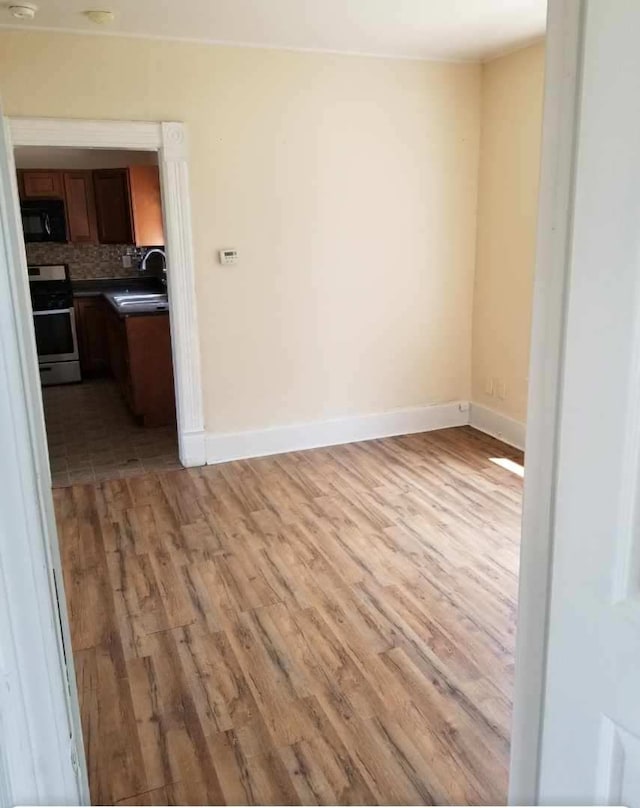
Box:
508;0;583;802
7;117;207;468
0;113;87;802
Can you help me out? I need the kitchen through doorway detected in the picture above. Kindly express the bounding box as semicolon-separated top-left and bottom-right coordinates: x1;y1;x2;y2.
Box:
16;146;181;487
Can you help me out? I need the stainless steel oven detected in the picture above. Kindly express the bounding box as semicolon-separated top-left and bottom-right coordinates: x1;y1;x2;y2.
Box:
29;265;81;386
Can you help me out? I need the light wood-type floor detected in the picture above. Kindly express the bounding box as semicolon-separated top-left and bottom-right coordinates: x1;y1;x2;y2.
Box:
55;426;523;805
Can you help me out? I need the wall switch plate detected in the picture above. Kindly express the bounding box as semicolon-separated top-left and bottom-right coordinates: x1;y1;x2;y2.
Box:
219;249;238;266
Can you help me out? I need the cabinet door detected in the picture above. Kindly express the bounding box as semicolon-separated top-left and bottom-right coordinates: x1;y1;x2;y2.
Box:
129;165;165;247
126;315;175;426
104;305;137;411
75;298;108;374
21;170;64;199
63;171;98;244
105;306;126;384
93;169;133;244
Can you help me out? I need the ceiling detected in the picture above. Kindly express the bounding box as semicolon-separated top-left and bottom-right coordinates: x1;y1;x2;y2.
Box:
0;0;546;62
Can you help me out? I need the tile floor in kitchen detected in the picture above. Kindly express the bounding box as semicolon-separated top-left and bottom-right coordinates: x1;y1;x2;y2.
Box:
44;378;181;488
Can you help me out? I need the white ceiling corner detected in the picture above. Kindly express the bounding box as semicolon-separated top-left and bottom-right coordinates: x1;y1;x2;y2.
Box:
0;0;546;62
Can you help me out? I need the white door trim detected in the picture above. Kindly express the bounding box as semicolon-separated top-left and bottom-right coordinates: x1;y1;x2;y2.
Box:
508;0;584;802
0;114;87;802
7;116;206;467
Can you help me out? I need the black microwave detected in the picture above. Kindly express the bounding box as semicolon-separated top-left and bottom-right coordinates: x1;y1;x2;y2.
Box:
21;199;67;243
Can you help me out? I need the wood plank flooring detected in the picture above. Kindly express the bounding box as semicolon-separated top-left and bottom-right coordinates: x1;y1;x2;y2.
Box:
55;426;524;805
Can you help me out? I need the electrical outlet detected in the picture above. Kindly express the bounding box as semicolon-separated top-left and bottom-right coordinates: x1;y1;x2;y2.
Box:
122;255;132;269
497;380;507;400
484;377;494;396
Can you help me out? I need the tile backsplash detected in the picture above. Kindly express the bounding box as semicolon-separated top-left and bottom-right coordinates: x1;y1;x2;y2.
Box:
25;242;147;280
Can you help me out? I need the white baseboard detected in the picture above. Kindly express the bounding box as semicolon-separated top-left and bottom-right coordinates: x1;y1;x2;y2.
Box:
205;401;470;465
469;403;526;450
178;429;207;467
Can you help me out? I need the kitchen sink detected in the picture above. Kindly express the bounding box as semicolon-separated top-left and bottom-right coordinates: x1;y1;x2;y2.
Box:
110;291;169;312
112;293;167;304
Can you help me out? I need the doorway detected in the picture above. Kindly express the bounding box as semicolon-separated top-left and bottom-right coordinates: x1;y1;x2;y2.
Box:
6;118;206;467
16;146;181;485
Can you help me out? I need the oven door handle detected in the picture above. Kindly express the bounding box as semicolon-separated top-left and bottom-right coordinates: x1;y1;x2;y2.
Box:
33;308;74;316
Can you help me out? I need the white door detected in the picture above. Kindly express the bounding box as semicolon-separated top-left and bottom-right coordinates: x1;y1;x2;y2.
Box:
535;0;640;803
0;110;88;801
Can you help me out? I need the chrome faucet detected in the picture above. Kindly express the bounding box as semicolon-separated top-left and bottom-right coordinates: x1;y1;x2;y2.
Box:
140;247;166;272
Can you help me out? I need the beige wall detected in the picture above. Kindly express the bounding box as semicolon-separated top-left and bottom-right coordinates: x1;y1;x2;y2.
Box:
0;30;481;434
472;43;545;423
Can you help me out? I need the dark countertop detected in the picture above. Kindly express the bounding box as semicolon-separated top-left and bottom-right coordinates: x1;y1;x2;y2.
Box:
72;276;165;297
72;276;169;317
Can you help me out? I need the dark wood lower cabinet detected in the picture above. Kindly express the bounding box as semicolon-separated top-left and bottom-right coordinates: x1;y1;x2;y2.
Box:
104;304;175;427
104;301;128;387
75;295;175;427
75;297;109;375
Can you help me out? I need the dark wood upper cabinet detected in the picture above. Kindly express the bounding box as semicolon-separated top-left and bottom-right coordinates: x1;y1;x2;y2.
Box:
94;166;164;247
63;171;98;244
20;170;64;200
19;164;164;247
129;166;164;247
93;169;134;245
